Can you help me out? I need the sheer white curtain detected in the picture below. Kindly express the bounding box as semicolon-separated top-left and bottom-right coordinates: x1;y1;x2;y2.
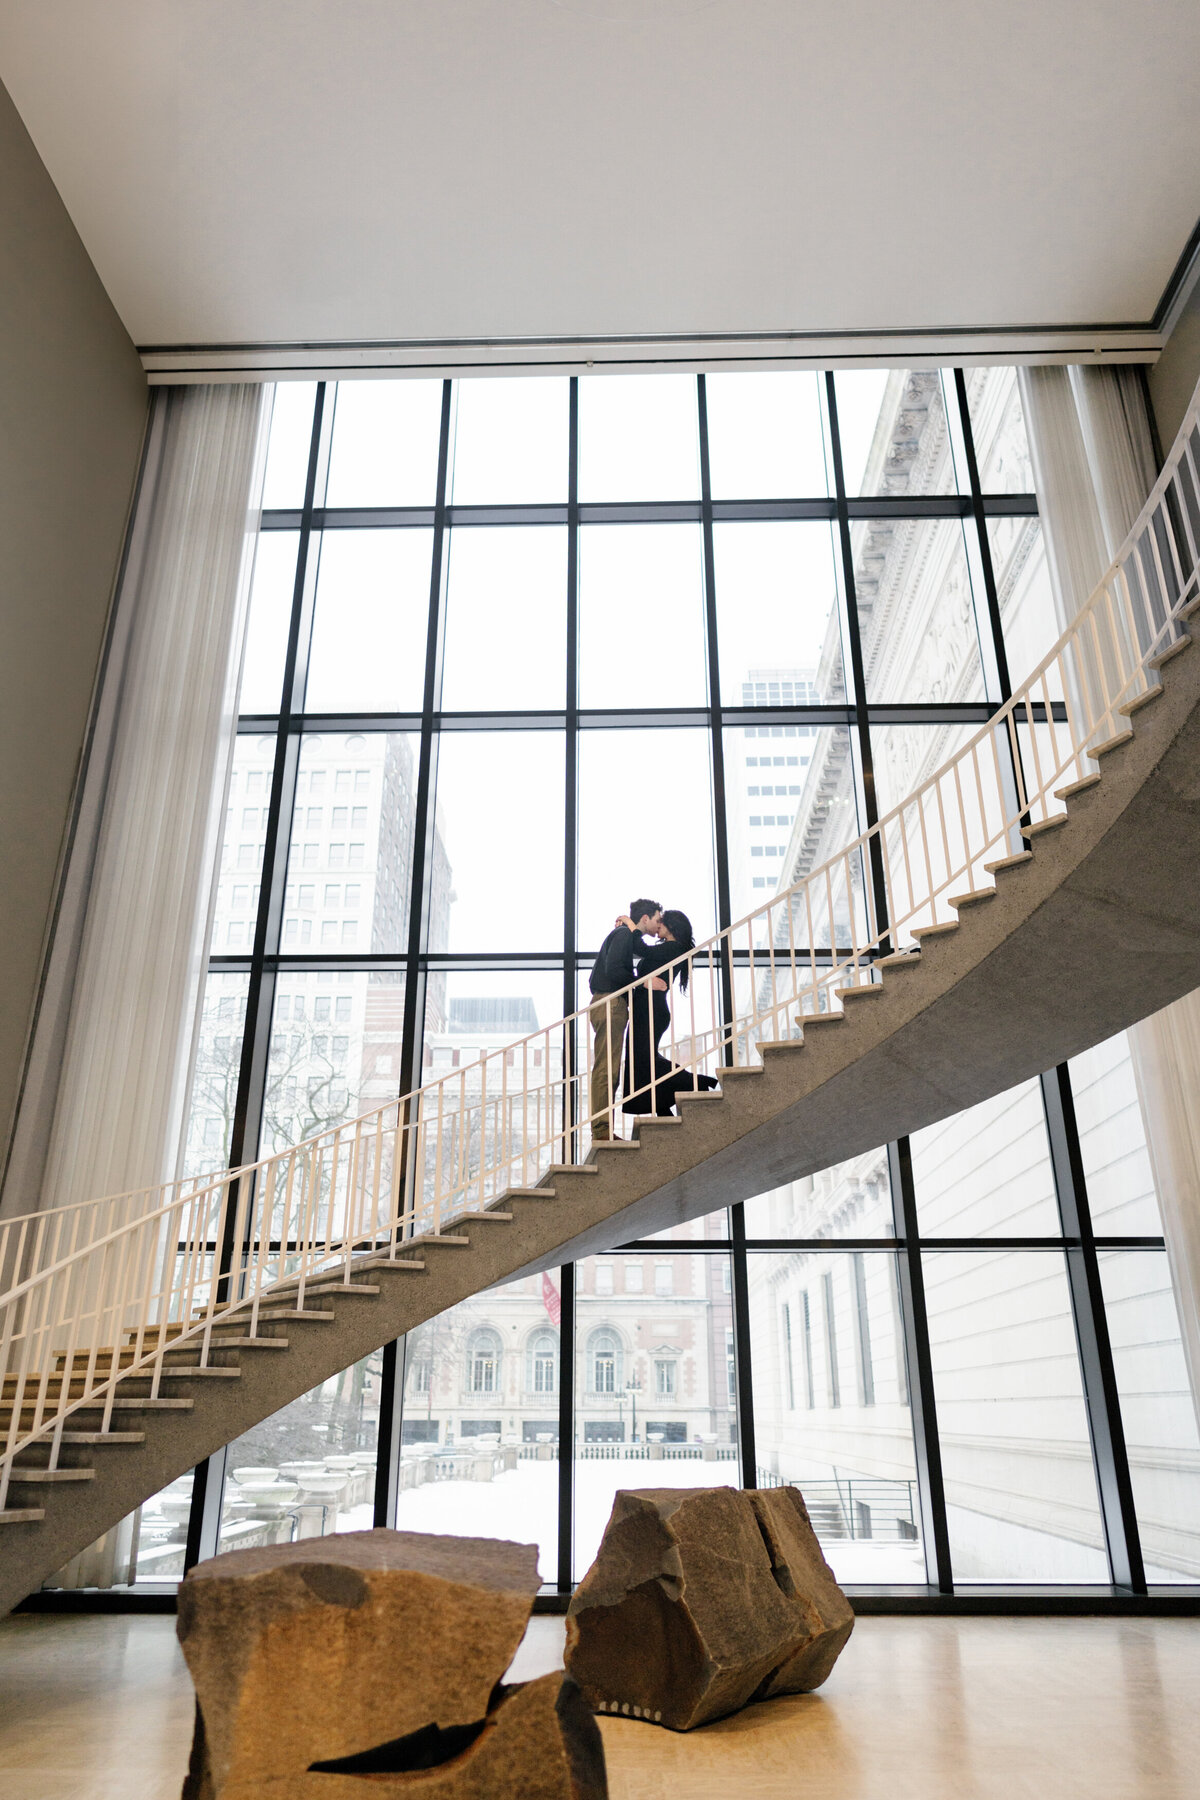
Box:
14;384;269;1217
1021;362;1200;1422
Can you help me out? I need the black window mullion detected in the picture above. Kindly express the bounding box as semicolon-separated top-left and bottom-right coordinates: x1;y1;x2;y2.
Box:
953;368;1013;702
888;1136;953;1592
696;375;734;1019
1040;1065;1146;1592
559;377;579;1588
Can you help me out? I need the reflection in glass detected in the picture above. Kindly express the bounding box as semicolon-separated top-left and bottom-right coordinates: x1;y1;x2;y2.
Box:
578;525;707;709
326;379;443;507
578;374;699;501
217;1353;383;1555
284;733;422;955
911;1080;1061;1237
964;365;1036;495
433;731;564;952
748;1251;923;1583
723;724;857;926
834;369;960;497
1097;1252;1200;1582
261;973;406;1156
241;532;298;712
182;972;250;1178
441;527;566;711
855;518;986;703
261;382;317;509
450;377;568;504
212;734;276;944
713;521;844;707
305;531;433;715
577;729;715;955
743;1148;894;1240
1069;1032;1164;1234
574;1250;736;1579
394;1273;562;1585
923;1251;1108;1581
705;372;830;498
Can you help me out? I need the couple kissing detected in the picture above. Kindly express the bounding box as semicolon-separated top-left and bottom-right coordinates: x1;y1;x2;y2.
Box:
587;898;719;1142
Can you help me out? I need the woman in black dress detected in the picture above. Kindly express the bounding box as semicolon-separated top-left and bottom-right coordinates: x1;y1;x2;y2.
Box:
621;909;720;1117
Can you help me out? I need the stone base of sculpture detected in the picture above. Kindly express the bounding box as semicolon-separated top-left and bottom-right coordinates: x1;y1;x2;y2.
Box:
564;1486;853;1731
177;1527;606;1798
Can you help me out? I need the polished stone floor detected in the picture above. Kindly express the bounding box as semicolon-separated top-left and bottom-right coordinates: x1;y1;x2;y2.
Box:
0;1610;1197;1799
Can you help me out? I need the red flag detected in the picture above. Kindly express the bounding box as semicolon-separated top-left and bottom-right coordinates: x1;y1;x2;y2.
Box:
541;1272;561;1327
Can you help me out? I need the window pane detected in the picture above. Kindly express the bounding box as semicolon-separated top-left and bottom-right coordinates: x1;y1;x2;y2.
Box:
261;972;405;1156
724;724;857;924
574;1250;737;1580
213;733;276;939
910;1079;1062;1237
216;1352;383;1556
241;532;297;713
434;732;565;951
262;382;317;508
449;377;568;504
869;723;992;939
394;1273;562;1585
1069;1031;1164;1234
705;372;831;499
441;527;566;711
713;521;845;707
325;379;443;507
578;728;715;954
578;374;699;501
924;1251;1108;1581
748;1251;923;1583
578;525;707;708
43;1472;197;1590
855;517;986;703
834;369;961;497
990;516;1061;690
964;365;1036;494
743;1146;895;1240
1098;1252;1200;1582
182;972;250;1178
304;531;433;714
284;733;419;954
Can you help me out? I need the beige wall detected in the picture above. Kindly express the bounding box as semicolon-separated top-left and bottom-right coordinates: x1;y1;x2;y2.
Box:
1149;269;1200;449
0;78;147;1173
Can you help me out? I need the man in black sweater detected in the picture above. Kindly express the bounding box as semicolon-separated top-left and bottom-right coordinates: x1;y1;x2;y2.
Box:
588;898;662;1140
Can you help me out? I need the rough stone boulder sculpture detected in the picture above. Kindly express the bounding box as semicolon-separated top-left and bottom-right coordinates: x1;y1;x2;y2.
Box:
177;1528;606;1798
564;1486;853;1730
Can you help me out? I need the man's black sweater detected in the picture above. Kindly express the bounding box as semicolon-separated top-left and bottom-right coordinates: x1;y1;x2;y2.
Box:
589;926;642;997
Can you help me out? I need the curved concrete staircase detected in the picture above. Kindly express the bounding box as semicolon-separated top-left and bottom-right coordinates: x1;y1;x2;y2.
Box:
3;388;1200;1614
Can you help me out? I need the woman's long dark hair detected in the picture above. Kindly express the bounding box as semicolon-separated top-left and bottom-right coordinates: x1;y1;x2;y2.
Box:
660;909;696;991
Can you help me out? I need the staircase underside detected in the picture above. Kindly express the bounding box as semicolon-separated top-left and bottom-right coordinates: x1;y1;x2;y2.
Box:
5;631;1200;1610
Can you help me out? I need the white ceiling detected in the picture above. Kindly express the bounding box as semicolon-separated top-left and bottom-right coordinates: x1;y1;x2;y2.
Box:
1;0;1198;352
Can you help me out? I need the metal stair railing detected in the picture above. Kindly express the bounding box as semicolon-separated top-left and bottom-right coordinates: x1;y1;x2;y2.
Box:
2;382;1199;1513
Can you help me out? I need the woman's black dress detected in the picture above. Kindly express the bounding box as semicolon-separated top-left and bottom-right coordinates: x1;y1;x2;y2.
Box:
621;941;720;1116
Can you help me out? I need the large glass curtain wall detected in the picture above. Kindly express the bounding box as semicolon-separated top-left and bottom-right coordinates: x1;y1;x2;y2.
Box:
111;368;1195;1599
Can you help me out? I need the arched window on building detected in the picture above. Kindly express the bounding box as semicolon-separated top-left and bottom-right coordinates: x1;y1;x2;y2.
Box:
527;1330;558;1394
466;1328;502;1394
589;1329;622;1395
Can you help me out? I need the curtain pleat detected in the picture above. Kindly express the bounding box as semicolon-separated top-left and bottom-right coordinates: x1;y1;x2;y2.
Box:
37;384;269;1213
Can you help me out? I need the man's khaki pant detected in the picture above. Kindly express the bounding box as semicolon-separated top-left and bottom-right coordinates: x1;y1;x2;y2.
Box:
589;993;629;1132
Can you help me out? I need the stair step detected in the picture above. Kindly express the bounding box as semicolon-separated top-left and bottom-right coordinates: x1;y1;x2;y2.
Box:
676;1089;722;1105
405;1234;471;1250
451;1212;514;1224
0;1510;45;1525
834;983;883;1000
8;1467;95;1484
501;1188;557;1201
875;951;922;968
1024;814;1068;837
1054;773;1102;800
590;1139;641;1150
49;1431;146;1446
984;850;1033;874
948;888;996;909
717;1064;766;1078
912;922;959;941
1148;636;1191;669
1092;729;1134;757
545;1164;599;1178
1119;684;1164;716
